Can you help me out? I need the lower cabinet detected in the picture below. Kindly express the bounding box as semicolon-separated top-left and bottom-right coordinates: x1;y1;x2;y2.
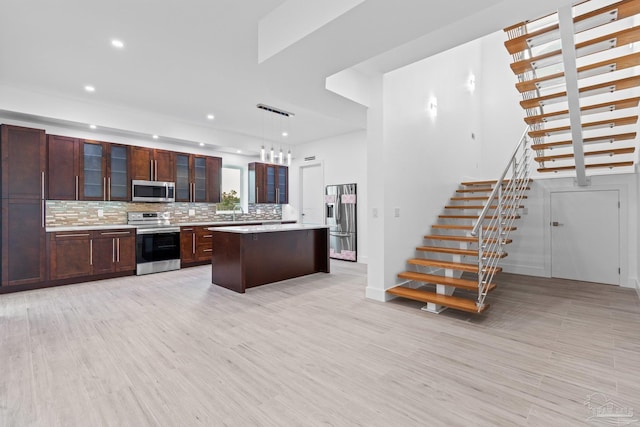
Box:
180;225;214;266
49;229;135;281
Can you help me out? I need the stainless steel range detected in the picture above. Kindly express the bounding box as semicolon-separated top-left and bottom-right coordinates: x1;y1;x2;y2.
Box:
128;212;181;275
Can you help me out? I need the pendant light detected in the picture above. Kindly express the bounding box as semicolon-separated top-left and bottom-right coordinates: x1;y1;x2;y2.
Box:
287;149;291;166
256;104;295;164
270;146;275;163
260;146;266;162
278;147;284;165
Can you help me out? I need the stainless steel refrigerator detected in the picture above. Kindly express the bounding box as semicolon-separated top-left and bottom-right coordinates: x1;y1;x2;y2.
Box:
325;183;357;262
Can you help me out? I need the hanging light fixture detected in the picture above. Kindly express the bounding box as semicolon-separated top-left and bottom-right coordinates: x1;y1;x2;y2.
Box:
260;146;266;162
257;103;295;164
287;149;291;166
278;147;284;164
270;146;275;163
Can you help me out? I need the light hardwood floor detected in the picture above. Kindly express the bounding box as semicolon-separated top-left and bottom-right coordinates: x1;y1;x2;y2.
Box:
1;262;639;426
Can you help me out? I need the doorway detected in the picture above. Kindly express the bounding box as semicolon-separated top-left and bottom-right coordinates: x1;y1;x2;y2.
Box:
300;163;323;225
550;190;620;285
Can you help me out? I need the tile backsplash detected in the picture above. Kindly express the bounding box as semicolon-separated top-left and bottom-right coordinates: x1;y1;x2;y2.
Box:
46;201;282;227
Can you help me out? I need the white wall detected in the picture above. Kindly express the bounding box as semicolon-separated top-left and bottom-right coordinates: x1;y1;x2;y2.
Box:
287;130;368;262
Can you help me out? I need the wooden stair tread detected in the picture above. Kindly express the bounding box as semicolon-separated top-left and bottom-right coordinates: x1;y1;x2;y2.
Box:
416;246;507;258
521;76;640;110
451;195;527;201
444;205;524;210
387;286;489;313
504;0;640;55
527;116;638;138
511;26;640;75
407;258;502;274
460;179;532;186
538;161;634;173
534;147;635;162
432;224;516;231
439;214;521;220
524;97;640;125
424;234;513;244
398;271;498;292
531;132;636;150
517;54;640;94
456;187;530;193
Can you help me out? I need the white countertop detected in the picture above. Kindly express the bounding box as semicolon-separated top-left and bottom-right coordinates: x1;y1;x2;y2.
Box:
209;223;328;234
46;220;296;233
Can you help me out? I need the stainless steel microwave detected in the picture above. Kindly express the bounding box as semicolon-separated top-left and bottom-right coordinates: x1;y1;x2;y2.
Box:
131;180;175;203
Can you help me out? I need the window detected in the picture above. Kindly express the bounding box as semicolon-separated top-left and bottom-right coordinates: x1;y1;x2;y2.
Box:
217;166;243;211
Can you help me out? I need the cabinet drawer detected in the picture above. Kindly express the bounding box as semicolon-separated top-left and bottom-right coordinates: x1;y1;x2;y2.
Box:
92;229;134;239
50;231;92;241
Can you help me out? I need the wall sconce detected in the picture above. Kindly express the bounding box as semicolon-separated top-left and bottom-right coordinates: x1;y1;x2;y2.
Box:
467;72;476;93
427;96;438;119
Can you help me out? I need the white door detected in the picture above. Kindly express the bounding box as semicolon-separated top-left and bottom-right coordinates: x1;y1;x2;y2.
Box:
300;163;323;224
551;190;620;285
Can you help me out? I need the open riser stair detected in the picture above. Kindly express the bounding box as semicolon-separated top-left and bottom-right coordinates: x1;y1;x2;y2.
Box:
387;131;533;314
504;0;640;176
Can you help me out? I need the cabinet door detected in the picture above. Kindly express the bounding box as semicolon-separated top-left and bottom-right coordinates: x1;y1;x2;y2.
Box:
116;236;136;272
130;146;153;181
1;124;46;200
47;135;79;200
91;237;116;275
248;162;268;204
2;199;46;286
180;228;196;263
108;144;130;201
49;233;92;280
196;227;213;261
175;153;191;202
277;166;288;204
154;149;175;182
265;164;277;204
193;156;206;202
79;140;106;200
205;156;222;203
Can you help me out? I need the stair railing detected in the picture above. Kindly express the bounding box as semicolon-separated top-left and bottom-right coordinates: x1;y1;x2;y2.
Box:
471;127;532;311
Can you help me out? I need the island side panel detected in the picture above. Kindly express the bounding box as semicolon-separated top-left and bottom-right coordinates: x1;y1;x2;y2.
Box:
211;231;245;293
315;227;330;274
243;229;326;288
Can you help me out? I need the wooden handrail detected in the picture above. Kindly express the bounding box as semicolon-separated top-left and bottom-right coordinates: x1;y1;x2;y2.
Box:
505;0;640;54
516;52;640;93
531;132;636;150
511;26;640;75
524;97;640;125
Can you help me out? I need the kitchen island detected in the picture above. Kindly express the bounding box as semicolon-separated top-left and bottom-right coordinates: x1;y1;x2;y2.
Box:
209;223;330;293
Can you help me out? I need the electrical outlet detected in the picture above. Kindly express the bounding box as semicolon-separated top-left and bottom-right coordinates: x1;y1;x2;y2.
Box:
97;209;104;218
189;209;195;217
257;209;262;214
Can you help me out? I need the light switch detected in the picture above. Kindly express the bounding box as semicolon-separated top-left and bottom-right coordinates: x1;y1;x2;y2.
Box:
189;209;195;217
97;209;104;218
372;208;378;218
394;207;400;218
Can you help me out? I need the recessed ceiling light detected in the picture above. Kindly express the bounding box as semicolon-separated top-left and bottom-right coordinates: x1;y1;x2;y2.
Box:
236;149;242;154
89;124;97;129
282;131;288;137
206;114;215;120
111;39;124;49
152;135;158;139
84;85;95;92
199;142;205;146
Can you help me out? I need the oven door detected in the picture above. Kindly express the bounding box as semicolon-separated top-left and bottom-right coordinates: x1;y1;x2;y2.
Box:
136;228;181;274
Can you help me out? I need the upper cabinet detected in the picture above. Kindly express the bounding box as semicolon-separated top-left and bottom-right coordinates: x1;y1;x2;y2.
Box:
175;153;222;203
248;162;288;204
47;137;130;201
1;124;47;200
130;147;175;182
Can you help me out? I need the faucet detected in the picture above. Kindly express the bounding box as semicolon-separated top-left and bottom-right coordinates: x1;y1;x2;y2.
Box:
232;204;244;221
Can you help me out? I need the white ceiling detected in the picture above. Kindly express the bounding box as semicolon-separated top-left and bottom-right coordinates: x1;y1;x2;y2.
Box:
0;0;575;152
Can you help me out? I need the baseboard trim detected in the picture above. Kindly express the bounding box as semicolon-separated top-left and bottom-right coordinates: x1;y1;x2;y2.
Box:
365;286;393;302
499;263;547;278
635;279;640;300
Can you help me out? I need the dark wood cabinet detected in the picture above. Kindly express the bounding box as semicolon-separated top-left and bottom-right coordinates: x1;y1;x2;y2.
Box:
49;228;135;280
47;134;80;200
1;125;47;287
79;140;107;200
248;162;288;204
131;146;175;182
181;225;214;266
175;153;222;202
180;227;197;264
48;231;92;280
195;226;214;261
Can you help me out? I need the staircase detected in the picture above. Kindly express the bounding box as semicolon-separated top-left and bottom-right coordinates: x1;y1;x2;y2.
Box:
387;132;533;314
505;0;640;177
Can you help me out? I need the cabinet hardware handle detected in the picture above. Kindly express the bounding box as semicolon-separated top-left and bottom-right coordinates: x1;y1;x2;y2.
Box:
90;240;93;266
155;160;158;181
256;187;259;203
112;238;116;263
108;177;111;201
42;199;45;228
203;249;212;252
150;160;153;181
117;238;120;262
192;234;195;253
183;228;193;231
41;171;45;200
75;176;79;200
100;231;130;235
103;177;107;201
203;235;212;238
56;233;90;238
